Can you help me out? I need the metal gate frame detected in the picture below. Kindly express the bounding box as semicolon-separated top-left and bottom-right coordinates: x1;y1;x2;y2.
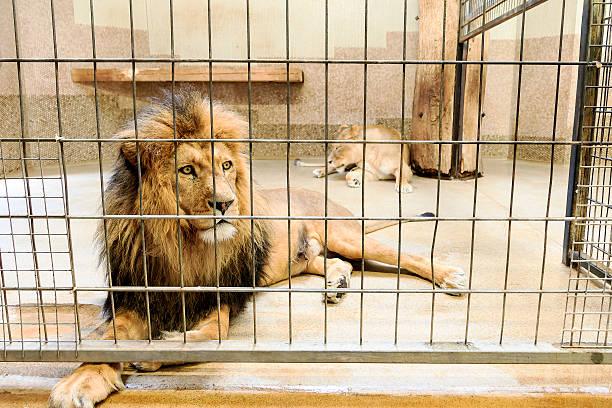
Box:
2;0;612;364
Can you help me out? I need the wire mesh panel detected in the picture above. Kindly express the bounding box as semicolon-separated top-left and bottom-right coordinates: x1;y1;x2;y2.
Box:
459;0;549;42
0;0;611;367
564;0;612;348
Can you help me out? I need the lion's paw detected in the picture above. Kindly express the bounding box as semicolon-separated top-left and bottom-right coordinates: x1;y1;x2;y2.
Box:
438;266;467;296
49;364;124;408
347;178;361;188
313;168;325;178
323;262;352;304
131;361;163;372
395;183;413;193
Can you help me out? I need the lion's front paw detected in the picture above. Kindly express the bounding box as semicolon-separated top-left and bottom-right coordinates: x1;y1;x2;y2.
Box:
131;361;163;372
313;168;325;178
323;261;352;304
438;266;467;296
49;363;124;408
395;183;413;193
347;178;361;188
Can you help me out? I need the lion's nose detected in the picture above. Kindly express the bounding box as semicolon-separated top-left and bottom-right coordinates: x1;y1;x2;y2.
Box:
208;199;234;215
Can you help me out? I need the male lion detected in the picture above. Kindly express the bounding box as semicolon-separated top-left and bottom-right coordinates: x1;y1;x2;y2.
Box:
49;89;465;408
302;124;413;193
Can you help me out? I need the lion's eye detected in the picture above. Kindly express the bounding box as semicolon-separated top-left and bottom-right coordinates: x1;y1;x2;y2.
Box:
222;161;233;171
179;165;195;175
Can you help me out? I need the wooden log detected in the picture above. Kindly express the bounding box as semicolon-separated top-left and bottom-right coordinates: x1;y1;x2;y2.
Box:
410;0;459;178
71;66;304;83
459;32;489;176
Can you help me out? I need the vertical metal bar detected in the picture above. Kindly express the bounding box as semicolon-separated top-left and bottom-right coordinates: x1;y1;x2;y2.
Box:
169;0;187;342
87;0;117;342
430;0;448;345
285;0;292;344
245;0;257;344
58;135;80;350
0;146;13;345
0;147;23;352
206;0;222;344
0;254;6;357
323;0;329;344
360;0;368;346
127;0;153;342
49;0;64;352
500;0;528;345
464;0;487;345
11;0;48;348
564;0;593;266
603;274;612;345
534;0;567;345
394;0;408;345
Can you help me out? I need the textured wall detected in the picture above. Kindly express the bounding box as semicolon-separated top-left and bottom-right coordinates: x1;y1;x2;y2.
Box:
0;0;582;177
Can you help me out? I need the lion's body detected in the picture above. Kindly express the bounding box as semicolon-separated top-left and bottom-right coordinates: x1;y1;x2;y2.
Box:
312;125;413;193
49;89;465;408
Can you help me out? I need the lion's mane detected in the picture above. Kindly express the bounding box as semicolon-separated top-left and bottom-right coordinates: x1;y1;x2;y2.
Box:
98;88;270;338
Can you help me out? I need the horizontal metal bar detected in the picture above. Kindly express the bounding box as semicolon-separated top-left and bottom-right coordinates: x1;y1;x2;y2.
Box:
0;233;68;236
0;321;76;326
0;195;66;199
0;269;72;273
0;57;603;66
0;214;609;222
1;340;610;363
0;158;61;161
0;285;601;295
2;137;609;145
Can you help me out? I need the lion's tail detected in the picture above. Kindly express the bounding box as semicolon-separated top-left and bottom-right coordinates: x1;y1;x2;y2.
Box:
293;158;323;167
364;212;434;234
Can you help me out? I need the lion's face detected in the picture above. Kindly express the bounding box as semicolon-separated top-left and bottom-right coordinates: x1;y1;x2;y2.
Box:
168;142;241;244
117;91;250;246
326;125;361;170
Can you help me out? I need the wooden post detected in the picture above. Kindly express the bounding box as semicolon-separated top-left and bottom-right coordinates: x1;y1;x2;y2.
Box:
459;32;489;176
410;0;459;178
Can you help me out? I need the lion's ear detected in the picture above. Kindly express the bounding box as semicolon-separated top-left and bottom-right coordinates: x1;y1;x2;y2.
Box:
117;129;150;170
338;124;350;131
213;110;248;153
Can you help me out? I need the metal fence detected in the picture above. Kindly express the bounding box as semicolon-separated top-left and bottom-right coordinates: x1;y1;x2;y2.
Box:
1;0;612;365
563;0;612;348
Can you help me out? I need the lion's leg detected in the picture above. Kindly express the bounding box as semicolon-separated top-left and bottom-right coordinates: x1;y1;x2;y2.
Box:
306;255;353;304
49;311;148;408
132;305;230;373
326;225;466;293
164;304;230;342
394;161;413;193
345;167;376;188
313;165;338;178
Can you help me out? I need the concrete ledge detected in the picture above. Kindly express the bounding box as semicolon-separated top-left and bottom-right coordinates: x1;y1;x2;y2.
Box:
2;389;612;408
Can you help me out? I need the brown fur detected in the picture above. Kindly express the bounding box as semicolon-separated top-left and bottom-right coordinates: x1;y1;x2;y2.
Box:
49;89;465;408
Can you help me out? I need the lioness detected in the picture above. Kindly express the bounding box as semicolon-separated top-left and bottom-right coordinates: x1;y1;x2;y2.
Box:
49;89;465;408
307;124;413;193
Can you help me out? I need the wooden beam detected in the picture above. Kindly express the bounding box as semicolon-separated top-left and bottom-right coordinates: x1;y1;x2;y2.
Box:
71;66;304;83
410;0;459;178
459;32;489;176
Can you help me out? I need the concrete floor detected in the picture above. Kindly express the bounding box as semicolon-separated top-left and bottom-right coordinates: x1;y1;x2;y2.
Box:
1;158;612;402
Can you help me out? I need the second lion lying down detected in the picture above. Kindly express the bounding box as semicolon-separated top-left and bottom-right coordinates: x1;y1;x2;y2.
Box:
307;124;413;193
49;89;465;408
